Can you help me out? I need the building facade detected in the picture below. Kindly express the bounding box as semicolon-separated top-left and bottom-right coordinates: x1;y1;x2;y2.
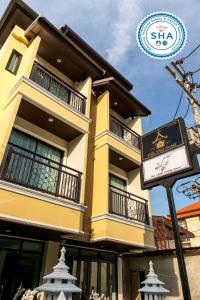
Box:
0;1;154;299
175;201;200;247
153;216;194;250
123;247;200;300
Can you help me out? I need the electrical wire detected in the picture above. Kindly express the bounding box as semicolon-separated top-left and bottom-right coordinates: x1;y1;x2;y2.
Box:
181;43;200;61
183;99;190;119
191;67;200;74
173;89;184;119
179;63;186;75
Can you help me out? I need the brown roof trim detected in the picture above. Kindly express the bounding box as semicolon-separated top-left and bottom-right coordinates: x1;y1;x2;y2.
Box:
0;0;37;35
93;77;151;116
60;24;133;91
0;0;133;92
27;17;106;77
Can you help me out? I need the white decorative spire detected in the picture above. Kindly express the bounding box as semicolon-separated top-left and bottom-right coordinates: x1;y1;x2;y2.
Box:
36;247;82;298
138;260;169;297
57;291;66;300
149;260;153;271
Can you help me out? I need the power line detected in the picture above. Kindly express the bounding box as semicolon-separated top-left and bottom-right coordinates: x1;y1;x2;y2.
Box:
183;99;190;119
191;67;200;74
173;89;184;119
180;43;200;62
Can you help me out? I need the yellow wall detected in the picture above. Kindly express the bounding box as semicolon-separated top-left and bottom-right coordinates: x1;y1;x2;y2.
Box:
91;218;154;247
0;26;41;163
96;133;141;164
109;164;127;179
74;76;92;118
0;189;83;231
13;80;90;132
95;91;110;136
42;241;60;280
92;144;109;215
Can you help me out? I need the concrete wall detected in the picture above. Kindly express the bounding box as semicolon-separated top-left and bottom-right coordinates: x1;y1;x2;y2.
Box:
124;248;200;300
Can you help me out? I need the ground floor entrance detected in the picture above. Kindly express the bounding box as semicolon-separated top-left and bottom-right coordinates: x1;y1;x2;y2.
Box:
0;236;119;300
0;236;44;300
64;245;118;300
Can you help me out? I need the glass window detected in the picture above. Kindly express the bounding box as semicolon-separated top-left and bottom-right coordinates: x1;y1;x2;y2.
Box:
110;263;117;300
0;238;20;250
100;263;107;296
5;129;63;194
22;241;43;252
65;247;117;300
109;174;127;191
90;262;98;292
178;219;187;229
72;260;77;277
80;249;98;259
66;247;79;257
6;50;22;74
100;252;116;261
80;260;89;300
0;237;44;300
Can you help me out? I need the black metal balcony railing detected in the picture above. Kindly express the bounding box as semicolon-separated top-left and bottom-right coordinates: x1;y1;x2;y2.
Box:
0;144;82;203
110;116;140;149
109;185;149;225
30;63;86;114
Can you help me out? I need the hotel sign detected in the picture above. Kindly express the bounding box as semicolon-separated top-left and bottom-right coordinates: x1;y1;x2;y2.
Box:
141;118;194;188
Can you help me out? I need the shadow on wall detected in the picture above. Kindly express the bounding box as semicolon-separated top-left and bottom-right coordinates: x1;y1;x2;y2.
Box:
123;231;181;300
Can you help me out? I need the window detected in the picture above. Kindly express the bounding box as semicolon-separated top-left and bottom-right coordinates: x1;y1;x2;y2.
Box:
4;129;63;194
0;237;44;300
6;50;22;74
178;219;187;229
65;247;117;300
109;174;127;191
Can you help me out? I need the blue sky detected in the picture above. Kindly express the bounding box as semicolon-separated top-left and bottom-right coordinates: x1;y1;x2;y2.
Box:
0;0;200;215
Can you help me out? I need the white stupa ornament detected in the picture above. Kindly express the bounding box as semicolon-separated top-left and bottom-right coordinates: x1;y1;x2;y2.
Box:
138;260;169;300
36;247;81;300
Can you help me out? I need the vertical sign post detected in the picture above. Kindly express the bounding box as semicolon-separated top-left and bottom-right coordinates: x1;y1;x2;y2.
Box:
166;186;191;300
140;118;199;300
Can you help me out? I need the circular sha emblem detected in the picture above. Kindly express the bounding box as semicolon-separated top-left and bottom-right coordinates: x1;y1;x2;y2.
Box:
136;12;187;59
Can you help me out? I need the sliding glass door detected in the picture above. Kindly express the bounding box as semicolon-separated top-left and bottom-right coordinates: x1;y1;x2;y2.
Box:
65;247;117;300
4;129;63;194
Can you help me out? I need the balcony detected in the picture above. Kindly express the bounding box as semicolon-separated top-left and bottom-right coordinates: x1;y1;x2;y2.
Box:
0;144;82;203
109;185;149;225
110;116;140;150
30;62;86;114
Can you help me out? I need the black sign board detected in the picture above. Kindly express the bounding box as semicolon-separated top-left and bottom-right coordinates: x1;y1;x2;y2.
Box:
141;119;184;160
140;118;199;189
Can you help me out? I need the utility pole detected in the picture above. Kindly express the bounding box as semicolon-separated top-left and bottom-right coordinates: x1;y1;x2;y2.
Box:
166;62;200;152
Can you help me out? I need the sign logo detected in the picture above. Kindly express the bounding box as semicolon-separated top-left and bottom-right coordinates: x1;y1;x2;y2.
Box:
140;118;195;188
136;12;187;59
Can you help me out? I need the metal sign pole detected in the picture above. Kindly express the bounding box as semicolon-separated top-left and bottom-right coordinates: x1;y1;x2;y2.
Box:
166;185;191;300
140;118;200;299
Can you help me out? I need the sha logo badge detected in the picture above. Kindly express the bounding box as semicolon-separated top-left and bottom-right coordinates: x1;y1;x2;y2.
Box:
136;12;187;59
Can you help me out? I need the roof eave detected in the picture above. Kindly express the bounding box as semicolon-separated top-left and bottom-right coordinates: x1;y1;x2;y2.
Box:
0;0;38;33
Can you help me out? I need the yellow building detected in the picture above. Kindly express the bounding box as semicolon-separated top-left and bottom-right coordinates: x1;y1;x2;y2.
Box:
0;1;154;299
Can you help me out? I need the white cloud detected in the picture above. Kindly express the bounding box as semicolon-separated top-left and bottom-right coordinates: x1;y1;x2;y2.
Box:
106;0;142;66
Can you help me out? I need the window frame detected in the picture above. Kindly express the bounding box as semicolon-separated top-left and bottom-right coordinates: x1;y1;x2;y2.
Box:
64;246;118;300
109;173;127;191
5;49;22;75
